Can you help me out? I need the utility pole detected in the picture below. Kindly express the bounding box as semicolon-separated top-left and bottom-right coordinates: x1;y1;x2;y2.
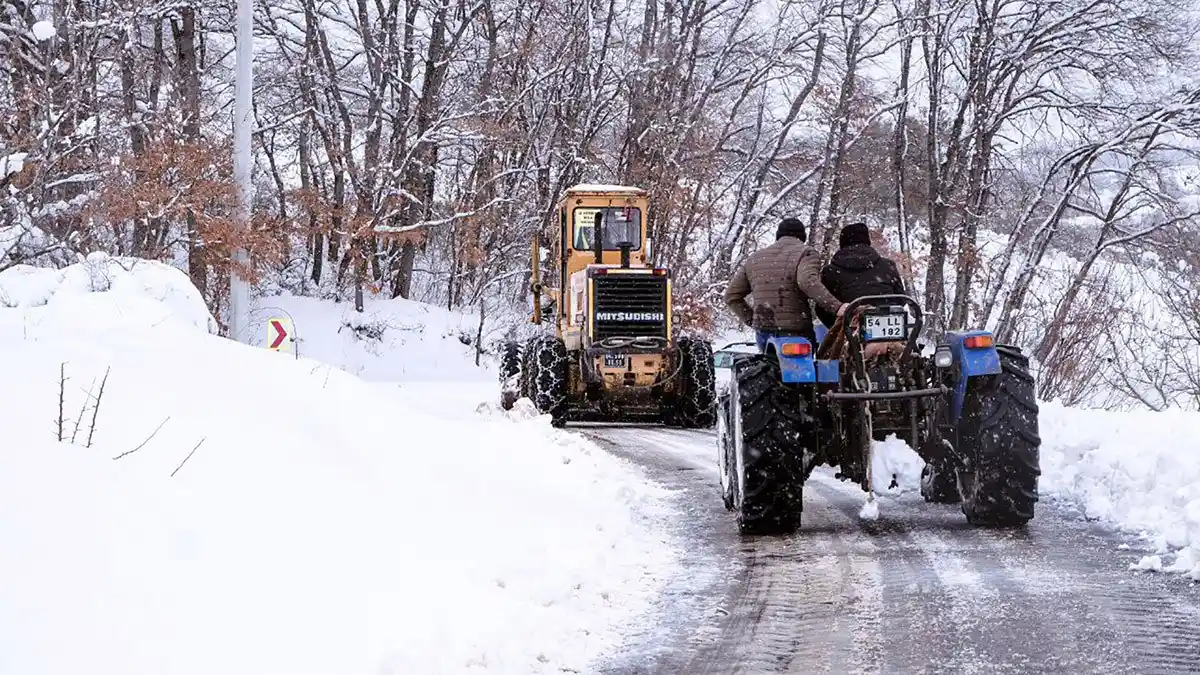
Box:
229;0;253;343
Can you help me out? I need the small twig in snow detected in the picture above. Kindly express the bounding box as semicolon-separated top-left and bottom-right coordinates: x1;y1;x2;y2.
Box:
70;377;97;444
55;362;67;442
170;438;206;477
86;367;110;448
113;416;171;460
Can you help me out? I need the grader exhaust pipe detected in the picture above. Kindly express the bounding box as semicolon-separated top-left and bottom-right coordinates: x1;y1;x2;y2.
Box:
593;210;604;265
531;233;542;325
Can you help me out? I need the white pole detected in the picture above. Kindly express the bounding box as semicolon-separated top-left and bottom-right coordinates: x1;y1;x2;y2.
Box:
229;0;253;343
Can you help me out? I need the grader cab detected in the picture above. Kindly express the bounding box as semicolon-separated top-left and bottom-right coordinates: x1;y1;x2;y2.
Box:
499;184;716;428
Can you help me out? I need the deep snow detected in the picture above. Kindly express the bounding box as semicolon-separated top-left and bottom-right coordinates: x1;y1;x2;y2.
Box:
0;254;681;674
1039;401;1200;581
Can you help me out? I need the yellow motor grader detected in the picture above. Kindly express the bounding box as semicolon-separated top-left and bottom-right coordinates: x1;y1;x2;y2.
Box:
498;184;716;428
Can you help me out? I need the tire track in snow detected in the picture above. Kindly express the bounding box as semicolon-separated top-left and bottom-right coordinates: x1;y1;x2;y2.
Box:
580;425;744;674
812;472;1150;674
989;511;1200;673
813;473;1015;675
807;473;980;674
703;491;884;674
586;426;1200;675
589;424;887;674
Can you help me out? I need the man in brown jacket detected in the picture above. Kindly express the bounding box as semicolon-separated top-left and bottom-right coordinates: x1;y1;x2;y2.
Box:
724;217;847;353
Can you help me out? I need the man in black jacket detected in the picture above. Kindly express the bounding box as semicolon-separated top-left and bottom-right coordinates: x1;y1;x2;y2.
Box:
814;222;907;329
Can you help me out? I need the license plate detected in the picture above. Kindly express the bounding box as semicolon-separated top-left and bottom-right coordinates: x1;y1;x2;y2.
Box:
603;354;628;368
863;313;907;341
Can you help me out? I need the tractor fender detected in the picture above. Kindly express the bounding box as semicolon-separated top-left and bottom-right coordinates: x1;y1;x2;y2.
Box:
945;330;1002;422
763;336;841;385
764;336;818;384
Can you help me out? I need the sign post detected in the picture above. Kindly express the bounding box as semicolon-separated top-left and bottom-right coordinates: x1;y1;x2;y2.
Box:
228;0;253;343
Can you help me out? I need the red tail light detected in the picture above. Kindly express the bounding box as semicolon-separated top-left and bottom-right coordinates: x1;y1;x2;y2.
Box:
780;342;811;357
964;335;994;349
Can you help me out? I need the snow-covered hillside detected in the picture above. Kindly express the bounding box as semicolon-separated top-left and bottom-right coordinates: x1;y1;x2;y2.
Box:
0;254;680;675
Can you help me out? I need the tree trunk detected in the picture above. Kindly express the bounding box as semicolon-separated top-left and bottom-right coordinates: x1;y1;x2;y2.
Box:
173;5;206;298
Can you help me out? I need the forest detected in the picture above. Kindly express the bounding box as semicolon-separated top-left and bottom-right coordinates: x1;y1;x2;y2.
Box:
2;0;1199;409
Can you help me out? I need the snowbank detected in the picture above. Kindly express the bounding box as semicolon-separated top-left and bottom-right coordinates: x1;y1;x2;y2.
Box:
1040;402;1200;581
0;252;218;334
863;401;1200;582
0;258;678;674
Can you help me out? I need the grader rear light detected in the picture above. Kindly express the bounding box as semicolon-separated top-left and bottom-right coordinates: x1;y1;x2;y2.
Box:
964;335;994;349
780;342;812;357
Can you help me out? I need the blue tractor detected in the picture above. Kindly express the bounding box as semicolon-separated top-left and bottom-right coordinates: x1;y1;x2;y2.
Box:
715;295;1041;536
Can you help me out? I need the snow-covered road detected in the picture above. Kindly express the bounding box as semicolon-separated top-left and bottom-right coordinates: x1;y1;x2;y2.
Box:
586;425;1200;675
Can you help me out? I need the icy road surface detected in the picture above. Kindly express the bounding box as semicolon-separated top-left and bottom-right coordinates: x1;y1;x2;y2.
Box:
585;425;1200;675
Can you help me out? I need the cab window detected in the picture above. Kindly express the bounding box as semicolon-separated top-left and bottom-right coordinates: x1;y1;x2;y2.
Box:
572;207;642;251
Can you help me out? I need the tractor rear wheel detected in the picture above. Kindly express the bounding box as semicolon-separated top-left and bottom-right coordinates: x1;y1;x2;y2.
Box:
499;341;522;410
667;337;717;429
729;354;815;535
955;345;1040;526
716;391;735;510
529;336;569;427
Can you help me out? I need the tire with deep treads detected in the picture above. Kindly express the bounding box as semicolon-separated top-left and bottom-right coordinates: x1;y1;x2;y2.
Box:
499;341;522;410
955;345;1040;526
529;336;569;427
730;354;815;536
668;337;717;429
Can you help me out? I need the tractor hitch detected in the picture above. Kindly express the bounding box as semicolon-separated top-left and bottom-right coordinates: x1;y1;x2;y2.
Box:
824;386;950;401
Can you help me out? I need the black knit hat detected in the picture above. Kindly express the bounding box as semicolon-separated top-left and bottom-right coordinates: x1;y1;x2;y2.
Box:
776;217;807;242
839;222;871;248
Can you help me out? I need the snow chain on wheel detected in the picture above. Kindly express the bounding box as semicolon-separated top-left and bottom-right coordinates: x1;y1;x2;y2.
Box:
956;345;1041;526
668;337;717;429
499;341;522;410
518;338;536;401
530;336;569;427
731;354;815;536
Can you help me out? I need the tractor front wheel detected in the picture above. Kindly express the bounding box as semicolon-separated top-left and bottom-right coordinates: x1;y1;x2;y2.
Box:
955;345;1040;526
